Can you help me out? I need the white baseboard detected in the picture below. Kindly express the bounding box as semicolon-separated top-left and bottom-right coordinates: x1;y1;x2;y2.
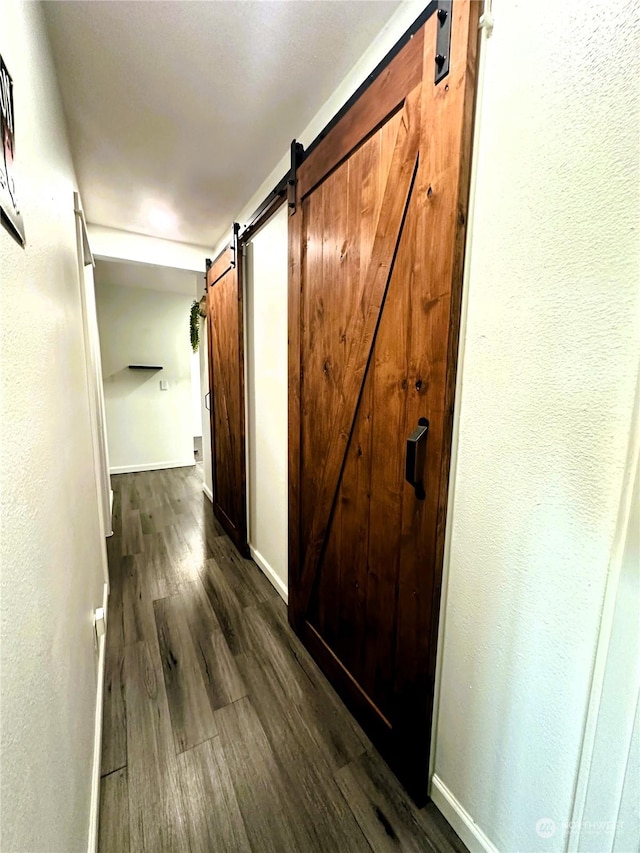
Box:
249;544;288;604
202;482;213;503
87;582;109;853
110;459;196;474
430;774;498;853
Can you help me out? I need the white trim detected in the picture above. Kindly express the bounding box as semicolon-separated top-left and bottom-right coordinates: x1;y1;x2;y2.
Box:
74;198;95;268
87;582;109;853
243;241;252;548
249;544;288;604
430;775;498;853
107;489;114;537
74;192;110;587
429;0;491;781
109;459;196;475
202;482;214;503
567;376;640;850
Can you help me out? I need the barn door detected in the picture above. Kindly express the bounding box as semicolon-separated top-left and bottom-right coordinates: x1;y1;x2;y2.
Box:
206;225;248;555
288;2;480;803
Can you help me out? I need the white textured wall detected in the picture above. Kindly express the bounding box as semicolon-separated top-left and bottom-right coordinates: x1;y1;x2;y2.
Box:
0;2;106;850
95;280;195;473
246;207;289;597
433;1;640;850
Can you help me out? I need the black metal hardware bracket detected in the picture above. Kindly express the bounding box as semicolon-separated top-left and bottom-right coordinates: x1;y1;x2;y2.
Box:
405;417;429;499
229;222;240;268
206;223;241;288
288;140;305;216
435;1;452;84
301;0;455;163
238;173;289;246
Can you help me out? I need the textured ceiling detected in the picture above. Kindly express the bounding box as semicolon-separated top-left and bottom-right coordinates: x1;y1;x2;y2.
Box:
44;0;401;249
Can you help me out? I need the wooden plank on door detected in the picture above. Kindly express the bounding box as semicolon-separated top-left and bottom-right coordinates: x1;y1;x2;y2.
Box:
296;85;421;615
206;232;248;556
298;28;424;199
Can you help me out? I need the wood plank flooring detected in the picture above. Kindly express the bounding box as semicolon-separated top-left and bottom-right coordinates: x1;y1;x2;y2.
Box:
99;466;466;853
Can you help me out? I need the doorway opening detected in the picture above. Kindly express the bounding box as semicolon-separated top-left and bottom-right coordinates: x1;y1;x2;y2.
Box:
92;259;204;482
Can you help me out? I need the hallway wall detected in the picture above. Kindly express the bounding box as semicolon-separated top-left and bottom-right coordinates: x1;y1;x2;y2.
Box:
0;2;107;850
95;279;195;473
433;1;640;850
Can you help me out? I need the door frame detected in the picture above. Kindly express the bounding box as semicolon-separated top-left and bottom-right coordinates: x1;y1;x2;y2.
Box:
74;192;112;571
239;195;289;599
204;182;290;560
286;0;481;804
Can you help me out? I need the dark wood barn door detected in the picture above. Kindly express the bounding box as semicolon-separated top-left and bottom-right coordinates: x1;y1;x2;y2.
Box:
288;2;480;803
206;228;248;555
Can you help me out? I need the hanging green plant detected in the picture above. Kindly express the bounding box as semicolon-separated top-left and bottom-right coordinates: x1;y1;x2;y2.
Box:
190;299;200;352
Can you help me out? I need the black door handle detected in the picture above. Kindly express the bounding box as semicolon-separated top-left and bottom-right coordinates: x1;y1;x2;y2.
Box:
205;392;211;411
405;417;429;499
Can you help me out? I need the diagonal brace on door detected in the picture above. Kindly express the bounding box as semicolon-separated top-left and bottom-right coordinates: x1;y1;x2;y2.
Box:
295;83;423;617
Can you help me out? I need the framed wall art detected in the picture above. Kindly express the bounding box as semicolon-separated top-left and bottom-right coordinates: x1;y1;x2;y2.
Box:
1;53;25;246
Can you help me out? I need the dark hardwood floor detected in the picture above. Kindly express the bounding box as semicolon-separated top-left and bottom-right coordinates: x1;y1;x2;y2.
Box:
99;466;466;853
